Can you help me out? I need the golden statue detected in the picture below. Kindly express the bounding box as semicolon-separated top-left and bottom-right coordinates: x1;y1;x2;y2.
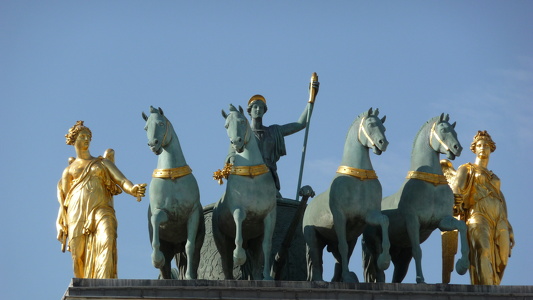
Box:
56;121;146;278
441;130;514;285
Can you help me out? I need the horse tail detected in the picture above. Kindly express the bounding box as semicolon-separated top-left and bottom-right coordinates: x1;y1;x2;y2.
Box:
362;225;380;283
175;252;187;280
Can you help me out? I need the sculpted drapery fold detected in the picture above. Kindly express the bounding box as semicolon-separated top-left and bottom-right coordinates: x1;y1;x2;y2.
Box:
449;130;514;285
56;120;145;279
58;157;122;278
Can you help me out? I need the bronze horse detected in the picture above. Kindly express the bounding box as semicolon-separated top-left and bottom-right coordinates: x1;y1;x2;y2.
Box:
212;105;277;280
303;108;390;282
142;106;205;279
363;114;469;283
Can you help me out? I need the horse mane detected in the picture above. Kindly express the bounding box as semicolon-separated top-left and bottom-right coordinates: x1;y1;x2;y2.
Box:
143;106;169;128
411;115;442;151
346;108;380;139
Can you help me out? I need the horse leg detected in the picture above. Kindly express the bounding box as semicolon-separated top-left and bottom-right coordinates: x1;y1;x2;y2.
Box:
246;236;263;280
213;213;234;279
405;216;425;283
391;246;412;283
151;238;174;279
262;208;276;280
303;226;325;281
190;211;205;280
332;212;357;283
184;207;201;279
233;208;247;267
150;208;168;270
329;243;341;282
332;238;358;283
365;210;391;271
438;216;469;275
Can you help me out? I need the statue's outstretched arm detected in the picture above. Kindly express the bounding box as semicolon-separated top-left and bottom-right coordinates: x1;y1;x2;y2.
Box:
103;159;146;201
279;101;314;136
279;76;319;136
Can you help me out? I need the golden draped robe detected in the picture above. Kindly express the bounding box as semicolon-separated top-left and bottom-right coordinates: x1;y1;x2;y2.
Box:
457;163;513;285
57;157;122;278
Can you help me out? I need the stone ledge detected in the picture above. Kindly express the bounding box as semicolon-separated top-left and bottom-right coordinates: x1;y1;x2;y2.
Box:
62;279;533;300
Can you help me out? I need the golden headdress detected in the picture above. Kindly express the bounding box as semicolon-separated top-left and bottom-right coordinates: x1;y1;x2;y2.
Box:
470;130;496;153
65;120;92;145
248;94;267;106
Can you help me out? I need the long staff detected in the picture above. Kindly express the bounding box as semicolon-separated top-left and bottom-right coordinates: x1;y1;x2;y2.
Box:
295;72;319;201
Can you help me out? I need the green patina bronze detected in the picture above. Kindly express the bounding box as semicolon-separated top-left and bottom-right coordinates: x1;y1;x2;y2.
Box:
302;108;391;283
212;104;277;280
142;106;205;279
362;114;469;284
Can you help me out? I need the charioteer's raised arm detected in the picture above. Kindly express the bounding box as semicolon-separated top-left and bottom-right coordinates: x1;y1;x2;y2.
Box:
280;73;319;136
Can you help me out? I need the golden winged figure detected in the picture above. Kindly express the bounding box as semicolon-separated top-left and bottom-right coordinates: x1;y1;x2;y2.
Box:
440;131;514;285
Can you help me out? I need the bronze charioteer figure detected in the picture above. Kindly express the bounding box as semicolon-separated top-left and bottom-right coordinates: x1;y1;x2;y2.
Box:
244;75;319;198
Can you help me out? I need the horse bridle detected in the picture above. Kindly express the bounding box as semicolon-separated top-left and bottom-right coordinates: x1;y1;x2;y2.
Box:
237;114;251;147
160;119;172;148
429;121;449;152
227;113;251;148
358;116;376;147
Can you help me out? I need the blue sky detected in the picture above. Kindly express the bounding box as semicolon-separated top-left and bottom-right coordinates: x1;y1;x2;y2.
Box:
1;1;532;299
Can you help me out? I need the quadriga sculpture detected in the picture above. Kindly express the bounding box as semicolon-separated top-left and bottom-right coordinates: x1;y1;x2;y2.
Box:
142;106;205;279
302;108;390;282
363;113;469;284
212;104;277;280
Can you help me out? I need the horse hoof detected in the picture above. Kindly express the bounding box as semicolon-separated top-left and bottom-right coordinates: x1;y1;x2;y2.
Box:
377;253;391;271
456;258;469;275
152;251;165;269
233;255;246;266
185;272;196;280
233;249;246;266
342;271;359;283
416;276;426;284
263;275;274;281
171;268;179;279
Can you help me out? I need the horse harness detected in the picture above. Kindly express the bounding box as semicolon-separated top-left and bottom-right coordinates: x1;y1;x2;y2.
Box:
213;163;270;185
406;170;448;186
337;165;378;181
152;165;192;179
409;121;451;186
358;116;377;147
429;121;450;152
